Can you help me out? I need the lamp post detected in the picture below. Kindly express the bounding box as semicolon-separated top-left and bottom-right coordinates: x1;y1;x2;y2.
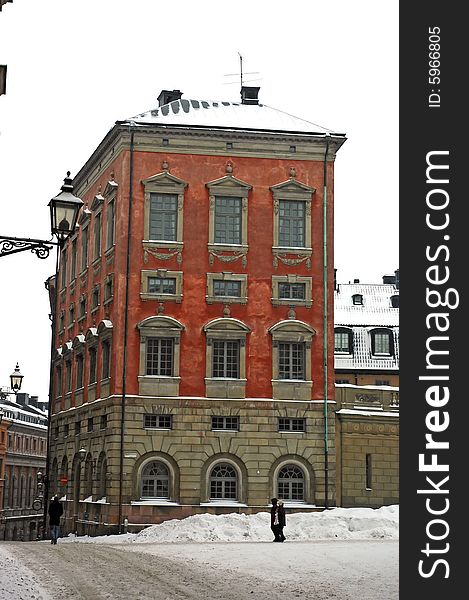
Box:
0;363;24;402
0;172;83;539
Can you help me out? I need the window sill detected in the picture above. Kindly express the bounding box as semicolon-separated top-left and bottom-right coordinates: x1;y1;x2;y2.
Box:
143;240;183;250
138;375;181;397
131;500;180;506
205;378;247;399
271;298;312;308
140;293;182;303
206;295;247;305
200;501;247;507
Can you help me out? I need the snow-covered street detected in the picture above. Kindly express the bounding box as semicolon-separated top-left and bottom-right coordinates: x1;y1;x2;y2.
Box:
0;506;399;599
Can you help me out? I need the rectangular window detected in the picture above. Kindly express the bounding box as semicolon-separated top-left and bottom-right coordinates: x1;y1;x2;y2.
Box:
75;421;81;435
81;227;88;271
89;348;97;384
64;423;69;437
214;196;242;244
106;200;115;249
279;200;305;247
211;416;239;431
149;193;178;241
92;287;99;310
87;417;94;432
278;342;305;380
278;282;306;300
104;278;113;302
212;340;240;378
54;426;59;440
100;414;107;430
335;332;351;353
366;454;372;489
55;366;62;397
374;333;391;354
148;277;177;295
102;340;110;379
76;354;83;389
94;213;101;260
60;248;67;288
213;280;242;297
79;297;86;318
375;379;390;386
278;417;306;432
65;361;72;392
143;414;172;429
71;239;77;280
335;379;350;384
146;338;174;376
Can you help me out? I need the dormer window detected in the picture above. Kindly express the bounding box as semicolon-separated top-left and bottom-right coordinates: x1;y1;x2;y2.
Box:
352;294;363;305
390;295;399;308
334;327;353;354
371;328;393;356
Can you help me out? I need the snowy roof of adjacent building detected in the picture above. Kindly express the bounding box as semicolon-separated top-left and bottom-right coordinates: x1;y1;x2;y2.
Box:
334;281;399;373
335;283;399;327
127;99;346;137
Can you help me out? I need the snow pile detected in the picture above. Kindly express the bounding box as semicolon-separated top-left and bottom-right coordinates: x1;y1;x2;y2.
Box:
64;505;398;544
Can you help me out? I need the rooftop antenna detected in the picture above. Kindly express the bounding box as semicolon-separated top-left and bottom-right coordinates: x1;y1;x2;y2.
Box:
223;53;261;87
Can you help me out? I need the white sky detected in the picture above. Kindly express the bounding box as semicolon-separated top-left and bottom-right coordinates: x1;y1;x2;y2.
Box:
0;0;398;404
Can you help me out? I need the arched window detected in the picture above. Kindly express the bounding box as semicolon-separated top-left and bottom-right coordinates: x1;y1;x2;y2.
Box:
96;454;107;500
3;475;9;508
84;455;93;499
141;461;170;499
277;464;305;501
352;293;363;305
209;463;237;500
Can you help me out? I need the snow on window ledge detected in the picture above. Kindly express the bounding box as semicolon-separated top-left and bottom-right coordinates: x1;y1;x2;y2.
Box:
131;499;181;506
200;501;248;507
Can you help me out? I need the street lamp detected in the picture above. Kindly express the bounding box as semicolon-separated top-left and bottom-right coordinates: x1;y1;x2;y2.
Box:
0;363;23;402
0;172;83;258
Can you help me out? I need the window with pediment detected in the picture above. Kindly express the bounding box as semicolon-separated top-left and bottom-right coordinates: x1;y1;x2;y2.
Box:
270;176;315;270
203;318;250;399
141;170;187;263
206;169;252;268
137;316;184;396
269;320;315;400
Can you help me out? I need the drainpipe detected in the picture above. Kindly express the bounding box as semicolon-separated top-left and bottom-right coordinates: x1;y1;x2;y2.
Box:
323;134;330;509
118;123;135;533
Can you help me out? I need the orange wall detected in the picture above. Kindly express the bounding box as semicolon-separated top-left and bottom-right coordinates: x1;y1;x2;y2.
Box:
56;150;336;406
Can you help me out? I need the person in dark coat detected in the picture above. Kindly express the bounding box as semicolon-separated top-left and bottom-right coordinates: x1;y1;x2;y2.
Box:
48;495;63;544
277;500;286;542
271;497;284;542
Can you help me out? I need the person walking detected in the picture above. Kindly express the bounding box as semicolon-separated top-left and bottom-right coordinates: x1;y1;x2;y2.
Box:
270;498;281;542
277;500;286;542
48;495;63;544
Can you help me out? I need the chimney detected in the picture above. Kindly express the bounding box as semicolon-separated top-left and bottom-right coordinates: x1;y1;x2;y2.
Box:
157;89;183;107
240;86;260;105
394;269;400;289
382;274;394;284
29;395;39;408
353;278;360;284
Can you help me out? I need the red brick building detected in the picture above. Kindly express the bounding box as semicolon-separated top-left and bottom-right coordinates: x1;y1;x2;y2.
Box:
48;87;346;534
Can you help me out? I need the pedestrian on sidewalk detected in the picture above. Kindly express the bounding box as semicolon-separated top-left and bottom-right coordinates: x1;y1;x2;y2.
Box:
270;498;281;542
277;500;286;542
48;495;63;544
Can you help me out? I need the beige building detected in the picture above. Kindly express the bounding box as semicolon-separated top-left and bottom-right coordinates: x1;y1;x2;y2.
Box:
335;384;399;508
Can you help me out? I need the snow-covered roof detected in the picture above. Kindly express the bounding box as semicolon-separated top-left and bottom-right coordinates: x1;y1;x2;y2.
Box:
335;283;399;327
127;99;345;137
334;282;399;373
334;327;399;372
